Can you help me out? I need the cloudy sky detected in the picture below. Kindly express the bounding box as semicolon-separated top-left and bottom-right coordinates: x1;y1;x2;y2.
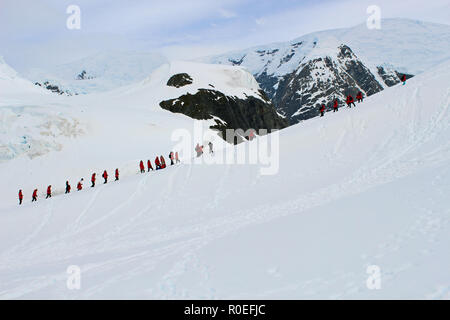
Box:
1;0;449;71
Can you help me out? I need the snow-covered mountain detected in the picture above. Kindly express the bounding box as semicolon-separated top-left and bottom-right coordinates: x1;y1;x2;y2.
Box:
23;51;169;95
0;55;449;298
206;19;450;123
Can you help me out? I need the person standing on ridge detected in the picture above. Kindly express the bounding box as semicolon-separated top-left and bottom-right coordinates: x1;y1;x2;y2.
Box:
46;185;52;199
77;179;83;191
139;160;145;173
32;189;38;202
333;99;339;112
65;181;71;194
147;160;153;172
356;91;364;103
401;74;407;85
115;168;119;181
248;130;255;141
18;189;23;205
346;95;356;108
175;151;180;163
169;152;174;165
160;155;166;169
319;104;326;117
102;170;108;184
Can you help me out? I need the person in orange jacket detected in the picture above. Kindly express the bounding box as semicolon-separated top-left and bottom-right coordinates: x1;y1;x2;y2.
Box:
102;170;108;184
18;189;23;205
65;181;71;194
46;185;52;199
155;157;161;170
139;160;145;173
160;155;166;169
147;160;153;172
175;151;180;163
91;173;96;187
115;168;119;181
32;189;38;202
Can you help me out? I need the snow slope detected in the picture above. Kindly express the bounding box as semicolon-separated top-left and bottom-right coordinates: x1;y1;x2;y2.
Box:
0;59;268;208
0;57;449;298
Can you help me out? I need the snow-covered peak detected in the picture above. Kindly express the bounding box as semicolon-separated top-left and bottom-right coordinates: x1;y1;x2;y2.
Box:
206;18;450;76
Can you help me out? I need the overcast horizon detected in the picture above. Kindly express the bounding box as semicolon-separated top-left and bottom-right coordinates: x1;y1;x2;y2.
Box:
1;0;450;72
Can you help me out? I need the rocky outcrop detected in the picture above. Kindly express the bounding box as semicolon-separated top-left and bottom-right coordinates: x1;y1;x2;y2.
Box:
159;88;288;143
167;73;193;88
34;81;71;95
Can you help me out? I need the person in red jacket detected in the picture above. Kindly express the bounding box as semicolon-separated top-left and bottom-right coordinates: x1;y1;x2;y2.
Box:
139;160;145;173
333;99;339;112
160;155;166;169
32;189;38;202
147;160;153;172
65;181;71;194
319;104;326;117
401;74;406;85
91;173;96;187
115;168;119;181
248;130;256;141
195;143;204;157
46;185;52;199
77;179;83;191
356;91;364;103
346;95;356;108
102;170;108;184
18;189;23;205
155;157;161;170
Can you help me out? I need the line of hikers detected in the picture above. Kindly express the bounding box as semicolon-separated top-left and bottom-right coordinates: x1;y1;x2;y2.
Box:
319;91;365;117
320;75;408;117
18;150;182;205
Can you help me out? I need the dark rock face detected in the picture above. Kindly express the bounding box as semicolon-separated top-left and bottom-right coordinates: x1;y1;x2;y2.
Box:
167;73;194;88
159;89;288;143
265;45;385;123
